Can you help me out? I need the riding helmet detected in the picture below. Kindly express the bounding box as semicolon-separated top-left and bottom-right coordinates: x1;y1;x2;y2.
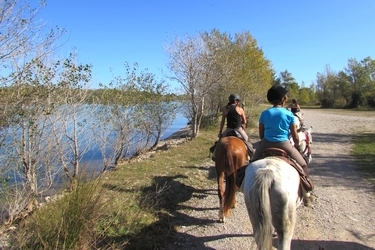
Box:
228;94;241;102
267;85;288;103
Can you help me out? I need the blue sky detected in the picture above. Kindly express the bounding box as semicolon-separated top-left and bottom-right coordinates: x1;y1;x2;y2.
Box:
38;0;375;89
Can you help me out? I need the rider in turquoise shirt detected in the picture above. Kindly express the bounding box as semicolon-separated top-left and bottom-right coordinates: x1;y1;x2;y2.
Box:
252;85;309;177
260;107;296;142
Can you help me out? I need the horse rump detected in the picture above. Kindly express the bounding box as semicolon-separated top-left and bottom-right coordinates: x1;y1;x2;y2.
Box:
243;158;300;250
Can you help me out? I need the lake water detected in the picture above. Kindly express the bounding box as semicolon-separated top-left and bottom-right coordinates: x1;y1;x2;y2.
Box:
160;112;189;139
1;112;188;187
80;112;189;170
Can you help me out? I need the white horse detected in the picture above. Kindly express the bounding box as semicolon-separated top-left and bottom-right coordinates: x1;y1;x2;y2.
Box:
241;126;313;250
294;125;313;164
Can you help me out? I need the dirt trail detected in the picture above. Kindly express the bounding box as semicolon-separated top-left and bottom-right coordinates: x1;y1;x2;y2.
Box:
164;109;375;250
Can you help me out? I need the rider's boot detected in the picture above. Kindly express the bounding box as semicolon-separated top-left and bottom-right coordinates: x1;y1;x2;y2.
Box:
244;141;255;161
210;141;217;161
302;187;313;206
300;164;315;206
211;148;216;161
301;164;309;175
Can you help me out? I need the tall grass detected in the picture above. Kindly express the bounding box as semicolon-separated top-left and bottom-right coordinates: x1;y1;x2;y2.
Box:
11;177;107;249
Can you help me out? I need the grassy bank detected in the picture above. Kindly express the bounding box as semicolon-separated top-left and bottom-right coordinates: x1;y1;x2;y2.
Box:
351;132;375;186
10;124;224;249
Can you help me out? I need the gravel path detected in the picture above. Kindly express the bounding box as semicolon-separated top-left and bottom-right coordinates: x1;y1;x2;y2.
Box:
164;109;375;250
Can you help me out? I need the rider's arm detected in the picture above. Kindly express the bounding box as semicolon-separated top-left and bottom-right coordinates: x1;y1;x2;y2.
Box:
258;123;264;139
290;123;300;148
219;107;227;136
238;107;247;128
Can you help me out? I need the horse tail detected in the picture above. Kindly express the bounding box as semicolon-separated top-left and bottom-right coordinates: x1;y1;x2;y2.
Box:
223;142;236;217
249;168;274;250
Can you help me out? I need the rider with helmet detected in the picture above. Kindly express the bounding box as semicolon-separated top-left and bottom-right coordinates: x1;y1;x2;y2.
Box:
219;94;248;140
288;98;301;114
212;94;254;160
251;85;310;178
287;98;304;127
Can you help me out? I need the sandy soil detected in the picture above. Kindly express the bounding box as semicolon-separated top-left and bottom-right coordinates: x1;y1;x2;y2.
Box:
163;109;375;250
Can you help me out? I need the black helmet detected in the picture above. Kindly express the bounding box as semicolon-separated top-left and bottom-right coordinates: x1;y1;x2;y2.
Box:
228;94;241;102
267;85;288;104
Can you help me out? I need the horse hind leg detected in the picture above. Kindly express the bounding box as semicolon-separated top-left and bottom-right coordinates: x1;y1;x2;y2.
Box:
226;174;237;210
217;172;226;223
271;195;296;250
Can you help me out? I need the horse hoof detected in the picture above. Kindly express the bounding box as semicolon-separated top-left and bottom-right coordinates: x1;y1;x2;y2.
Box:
218;217;226;223
303;197;313;207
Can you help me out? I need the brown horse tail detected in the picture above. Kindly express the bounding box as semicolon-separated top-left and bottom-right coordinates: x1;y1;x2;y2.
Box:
223;142;236;217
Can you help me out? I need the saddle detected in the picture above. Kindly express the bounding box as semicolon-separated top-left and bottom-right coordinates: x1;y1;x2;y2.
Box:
261;148;314;191
235;148;314;191
225;129;243;138
209;129;254;157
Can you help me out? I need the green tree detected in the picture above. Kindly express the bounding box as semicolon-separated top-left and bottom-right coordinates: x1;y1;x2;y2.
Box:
49;53;93;190
277;70;299;99
316;57;375;108
166;34;225;137
230;32;274;110
166;30;274;136
94;63;178;171
344;57;375;108
316;65;339;108
0;0;66;225
130;66;179;149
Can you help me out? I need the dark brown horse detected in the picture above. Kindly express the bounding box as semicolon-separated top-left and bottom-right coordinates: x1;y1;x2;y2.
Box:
214;136;248;222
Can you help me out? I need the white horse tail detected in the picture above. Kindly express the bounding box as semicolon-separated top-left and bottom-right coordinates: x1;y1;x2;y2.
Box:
249;168;274;250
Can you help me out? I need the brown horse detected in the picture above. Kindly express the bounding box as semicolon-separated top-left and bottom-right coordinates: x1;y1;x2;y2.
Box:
214;136;248;222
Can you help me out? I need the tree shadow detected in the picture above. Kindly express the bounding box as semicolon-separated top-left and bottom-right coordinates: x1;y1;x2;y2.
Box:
101;170;221;249
183;164;218;181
